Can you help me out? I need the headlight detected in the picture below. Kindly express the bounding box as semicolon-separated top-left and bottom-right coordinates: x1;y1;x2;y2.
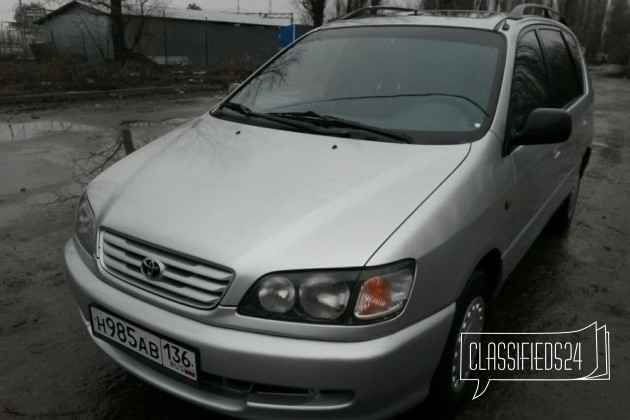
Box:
238;260;414;324
75;192;96;255
258;276;296;313
299;274;350;320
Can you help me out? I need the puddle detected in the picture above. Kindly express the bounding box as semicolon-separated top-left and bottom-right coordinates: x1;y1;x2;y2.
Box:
121;120;155;128
161;117;189;126
0;117;191;142
119;118;189;128
85;129;137;173
72;128;142;184
0;120;100;142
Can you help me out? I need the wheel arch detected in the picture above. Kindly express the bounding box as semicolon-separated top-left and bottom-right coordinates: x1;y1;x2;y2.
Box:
474;248;503;299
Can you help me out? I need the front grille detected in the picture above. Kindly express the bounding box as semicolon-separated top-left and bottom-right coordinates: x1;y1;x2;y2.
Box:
99;229;233;309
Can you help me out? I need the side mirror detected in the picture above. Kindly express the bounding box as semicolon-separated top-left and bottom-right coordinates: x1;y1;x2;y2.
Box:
228;82;241;95
513;108;572;146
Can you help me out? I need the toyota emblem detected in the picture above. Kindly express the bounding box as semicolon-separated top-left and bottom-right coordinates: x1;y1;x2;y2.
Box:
140;257;165;280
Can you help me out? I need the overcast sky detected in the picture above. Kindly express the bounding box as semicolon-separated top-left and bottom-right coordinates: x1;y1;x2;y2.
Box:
0;0;297;23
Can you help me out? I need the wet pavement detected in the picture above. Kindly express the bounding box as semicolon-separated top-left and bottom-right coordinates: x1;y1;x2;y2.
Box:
1;72;628;419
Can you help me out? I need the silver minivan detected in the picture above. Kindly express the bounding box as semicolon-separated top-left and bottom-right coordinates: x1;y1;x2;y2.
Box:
65;5;593;419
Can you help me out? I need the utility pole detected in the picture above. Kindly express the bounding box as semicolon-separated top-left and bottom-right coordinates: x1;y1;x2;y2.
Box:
204;17;208;67
18;0;27;57
163;10;167;64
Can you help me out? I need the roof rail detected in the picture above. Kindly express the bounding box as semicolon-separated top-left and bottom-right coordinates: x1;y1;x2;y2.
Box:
507;3;567;25
339;6;417;20
411;10;500;18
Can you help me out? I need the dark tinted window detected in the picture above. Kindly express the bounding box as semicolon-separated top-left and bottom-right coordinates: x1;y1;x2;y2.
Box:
510;31;549;132
562;32;585;95
539;29;581;107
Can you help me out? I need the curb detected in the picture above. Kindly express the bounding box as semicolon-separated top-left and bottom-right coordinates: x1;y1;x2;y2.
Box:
0;84;224;105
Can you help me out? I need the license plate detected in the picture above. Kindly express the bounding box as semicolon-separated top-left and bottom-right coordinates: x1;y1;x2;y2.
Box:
90;306;198;382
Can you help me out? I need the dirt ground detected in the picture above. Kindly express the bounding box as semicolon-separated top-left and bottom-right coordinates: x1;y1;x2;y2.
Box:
0;70;628;420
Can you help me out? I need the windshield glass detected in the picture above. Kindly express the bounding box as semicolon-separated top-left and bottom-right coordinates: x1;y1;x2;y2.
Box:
220;26;506;144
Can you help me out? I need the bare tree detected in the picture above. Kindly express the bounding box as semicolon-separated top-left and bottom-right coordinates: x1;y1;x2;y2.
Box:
601;0;630;64
292;0;328;27
79;0;165;61
111;0;126;60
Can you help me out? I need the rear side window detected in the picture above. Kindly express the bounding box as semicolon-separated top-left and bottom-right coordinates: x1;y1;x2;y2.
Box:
538;29;582;107
509;31;549;132
562;32;585;94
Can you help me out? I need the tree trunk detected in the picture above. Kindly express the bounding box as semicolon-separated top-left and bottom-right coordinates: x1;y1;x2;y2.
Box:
110;0;127;61
312;0;326;26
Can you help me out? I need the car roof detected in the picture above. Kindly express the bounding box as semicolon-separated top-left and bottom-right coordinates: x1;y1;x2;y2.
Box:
322;7;568;33
325;13;507;31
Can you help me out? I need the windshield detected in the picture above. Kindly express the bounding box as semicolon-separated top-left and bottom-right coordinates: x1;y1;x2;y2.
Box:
217;26;506;144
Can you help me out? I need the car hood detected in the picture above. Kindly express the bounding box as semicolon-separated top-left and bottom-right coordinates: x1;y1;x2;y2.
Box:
90;115;470;284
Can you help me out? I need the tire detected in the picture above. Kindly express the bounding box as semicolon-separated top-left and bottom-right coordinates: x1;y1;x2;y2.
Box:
548;173;581;234
429;270;490;409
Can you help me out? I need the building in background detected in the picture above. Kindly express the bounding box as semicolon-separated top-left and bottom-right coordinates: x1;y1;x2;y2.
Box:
33;0;295;65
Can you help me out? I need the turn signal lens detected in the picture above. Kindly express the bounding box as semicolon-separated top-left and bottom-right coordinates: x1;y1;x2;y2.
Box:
354;268;413;320
355;277;392;317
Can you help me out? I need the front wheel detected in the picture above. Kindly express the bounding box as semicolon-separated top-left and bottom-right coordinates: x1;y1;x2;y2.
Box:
429;270;490;407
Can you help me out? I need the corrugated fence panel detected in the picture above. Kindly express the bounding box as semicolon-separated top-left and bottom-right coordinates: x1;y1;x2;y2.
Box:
130;16;279;67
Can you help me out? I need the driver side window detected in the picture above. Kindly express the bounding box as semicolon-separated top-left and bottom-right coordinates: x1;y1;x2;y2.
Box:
509;30;550;137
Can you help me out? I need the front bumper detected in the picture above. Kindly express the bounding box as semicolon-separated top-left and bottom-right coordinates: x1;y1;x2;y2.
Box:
64;239;454;420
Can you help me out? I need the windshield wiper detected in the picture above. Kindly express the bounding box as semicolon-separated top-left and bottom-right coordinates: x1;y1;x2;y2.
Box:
219;102;323;134
297;93;491;118
269;111;413;144
222;101;253;117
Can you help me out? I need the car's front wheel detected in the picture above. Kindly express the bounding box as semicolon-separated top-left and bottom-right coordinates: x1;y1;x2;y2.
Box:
429;270;490;408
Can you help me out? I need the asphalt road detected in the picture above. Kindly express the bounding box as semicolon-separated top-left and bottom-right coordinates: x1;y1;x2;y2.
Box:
0;70;628;420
